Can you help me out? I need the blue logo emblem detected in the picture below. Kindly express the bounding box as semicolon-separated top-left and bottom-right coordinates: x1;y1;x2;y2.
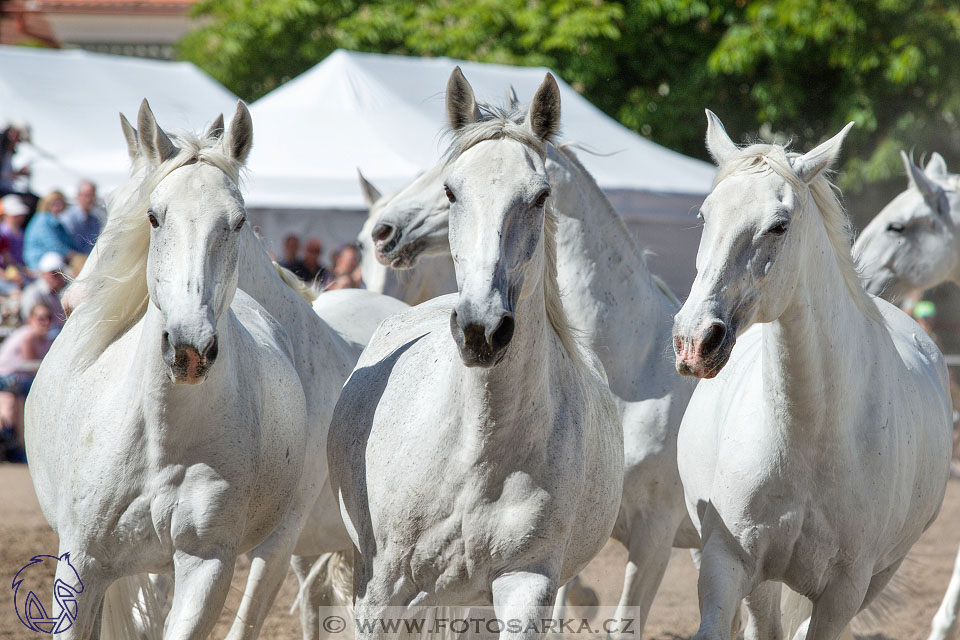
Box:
12;553;84;634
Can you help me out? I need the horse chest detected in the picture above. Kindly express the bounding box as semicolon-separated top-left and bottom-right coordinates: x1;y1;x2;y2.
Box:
402;466;558;598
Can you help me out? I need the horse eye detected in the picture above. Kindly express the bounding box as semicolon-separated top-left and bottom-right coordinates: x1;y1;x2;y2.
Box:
147;212;159;228
766;221;788;236
535;190;550;207
887;222;905;234
444;187;456;203
234;216;246;232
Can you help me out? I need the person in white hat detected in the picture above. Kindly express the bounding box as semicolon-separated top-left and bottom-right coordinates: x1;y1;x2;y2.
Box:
0;194;29;266
20;251;66;330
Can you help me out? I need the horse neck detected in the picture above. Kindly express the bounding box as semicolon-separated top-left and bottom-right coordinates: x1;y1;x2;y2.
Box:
547;146;676;378
460;271;557;443
763;209;882;438
136;303;234;439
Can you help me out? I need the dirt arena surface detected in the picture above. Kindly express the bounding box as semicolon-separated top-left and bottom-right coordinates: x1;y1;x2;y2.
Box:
1;463;958;639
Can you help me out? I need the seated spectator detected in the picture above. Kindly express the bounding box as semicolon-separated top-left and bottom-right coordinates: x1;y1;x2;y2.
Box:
0;301;54;462
0;193;28;266
301;237;328;285
23;190;77;270
20;252;67;330
326;243;364;290
61;180;104;251
279;234;309;279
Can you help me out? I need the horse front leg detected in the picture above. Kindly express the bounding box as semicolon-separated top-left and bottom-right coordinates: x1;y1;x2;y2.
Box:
164;546;236;640
930;546;960;640
742;581;782;640
612;508;682;637
43;548;109;640
692;531;755;640
491;570;558;640
799;569;870;640
225;521;302;640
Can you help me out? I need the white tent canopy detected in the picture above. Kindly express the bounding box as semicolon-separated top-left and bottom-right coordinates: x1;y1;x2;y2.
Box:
247;50;714;292
246;49;714;208
0;45;238;198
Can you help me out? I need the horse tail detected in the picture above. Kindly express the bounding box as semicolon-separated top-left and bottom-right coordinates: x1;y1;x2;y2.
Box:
273;261;319;303
291;550;354;617
100;573;166;640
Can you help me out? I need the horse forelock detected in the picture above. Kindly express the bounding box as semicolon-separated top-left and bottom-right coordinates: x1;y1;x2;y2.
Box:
69;132;245;369
714;143;884;325
443;102;548;166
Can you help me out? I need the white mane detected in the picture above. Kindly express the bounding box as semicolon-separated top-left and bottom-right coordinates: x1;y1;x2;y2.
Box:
69;132;243;368
715;143;885;325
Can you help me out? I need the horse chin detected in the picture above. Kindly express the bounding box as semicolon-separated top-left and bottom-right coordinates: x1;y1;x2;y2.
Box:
168;370;208;385
456;347;506;368
167;360;211;385
383;241;427;270
676;344;734;379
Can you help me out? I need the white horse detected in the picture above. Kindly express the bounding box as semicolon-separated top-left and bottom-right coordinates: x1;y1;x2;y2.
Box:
362;83;698;630
855;151;960;301
672;111;952;640
853;153;960;640
30;101;407;640
355;169;457;305
27;101;312;640
327;69;623;638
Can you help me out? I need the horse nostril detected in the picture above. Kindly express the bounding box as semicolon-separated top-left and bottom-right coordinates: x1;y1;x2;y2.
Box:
700;322;727;358
490;315;515;351
372;223;395;244
201;335;219;362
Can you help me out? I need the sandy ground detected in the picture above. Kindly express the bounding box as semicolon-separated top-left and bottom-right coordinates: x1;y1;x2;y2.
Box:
1;463;959;639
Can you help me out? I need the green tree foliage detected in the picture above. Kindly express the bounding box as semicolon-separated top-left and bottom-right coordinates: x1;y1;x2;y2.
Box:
179;0;960;197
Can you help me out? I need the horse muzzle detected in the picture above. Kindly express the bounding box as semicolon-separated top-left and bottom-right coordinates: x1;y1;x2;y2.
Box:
673;320;734;379
162;331;219;384
450;308;515;368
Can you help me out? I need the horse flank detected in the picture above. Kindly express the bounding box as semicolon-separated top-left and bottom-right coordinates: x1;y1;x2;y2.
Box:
69;132;244;368
444;108;588;374
715;143;884;324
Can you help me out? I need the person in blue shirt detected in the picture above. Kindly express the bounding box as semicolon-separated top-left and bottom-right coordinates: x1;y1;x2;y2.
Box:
22;190;77;270
61;180;103;251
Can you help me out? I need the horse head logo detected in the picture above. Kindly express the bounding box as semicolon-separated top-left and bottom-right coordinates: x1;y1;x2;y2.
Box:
12;553;84;634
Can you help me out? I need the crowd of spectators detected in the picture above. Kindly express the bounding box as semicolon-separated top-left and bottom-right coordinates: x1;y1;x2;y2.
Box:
0;178;104;463
278;234;364;291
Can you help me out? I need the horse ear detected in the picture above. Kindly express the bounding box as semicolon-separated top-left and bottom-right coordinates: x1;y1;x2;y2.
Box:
224;101;253;164
925;152;949;180
791;121;854;184
446;67;481;131
505;85;520;111
525;73;561;141
357;169;382;208
903;150;950;217
704;110;738;165
137;98;177;165
204;113;225;140
119;113;139;163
